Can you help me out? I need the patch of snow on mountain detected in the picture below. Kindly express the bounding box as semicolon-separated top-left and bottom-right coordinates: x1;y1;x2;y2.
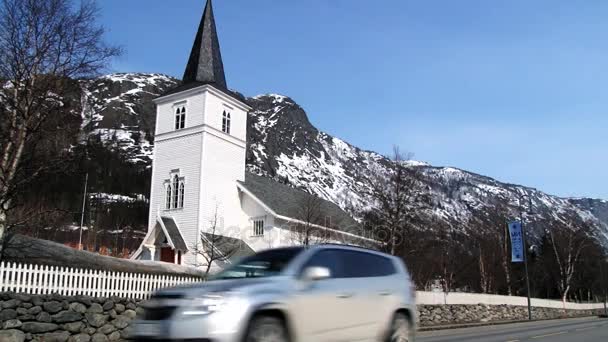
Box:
89;192;138;203
100;73;174;88
254;94;288;104
403;160;431;167
331;137;357;160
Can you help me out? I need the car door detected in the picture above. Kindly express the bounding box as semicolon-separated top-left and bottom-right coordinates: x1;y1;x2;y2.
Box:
345;251;401;339
288;249;355;342
336;250;380;340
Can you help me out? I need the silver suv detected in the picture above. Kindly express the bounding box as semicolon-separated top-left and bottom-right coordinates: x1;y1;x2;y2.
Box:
130;244;416;342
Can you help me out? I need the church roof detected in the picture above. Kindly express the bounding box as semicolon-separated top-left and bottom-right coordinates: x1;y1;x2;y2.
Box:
238;173;360;232
160;216;188;251
159;0;247;103
201;233;255;263
182;0;226;90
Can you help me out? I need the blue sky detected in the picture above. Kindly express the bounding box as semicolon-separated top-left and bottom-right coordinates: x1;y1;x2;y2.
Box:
99;0;608;199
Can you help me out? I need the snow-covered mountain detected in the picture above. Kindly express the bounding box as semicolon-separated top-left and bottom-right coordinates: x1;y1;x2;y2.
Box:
246;94;608;244
80;73;177;165
79;73;608;244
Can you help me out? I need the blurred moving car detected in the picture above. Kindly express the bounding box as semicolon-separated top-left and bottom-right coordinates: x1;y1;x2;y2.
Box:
130;244;416;342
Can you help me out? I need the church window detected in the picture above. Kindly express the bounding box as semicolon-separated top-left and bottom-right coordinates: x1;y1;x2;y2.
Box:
180;107;186;128
175;106;186;130
165;184;172;210
179;182;185;208
172;175;180;208
253;219;264;236
165;173;185;210
222;111;231;134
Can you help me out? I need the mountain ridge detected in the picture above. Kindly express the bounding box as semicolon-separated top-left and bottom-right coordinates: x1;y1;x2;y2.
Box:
76;72;607;246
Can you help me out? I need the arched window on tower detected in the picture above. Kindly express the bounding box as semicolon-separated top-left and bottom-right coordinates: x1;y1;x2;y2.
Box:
166;183;172;210
175;106;186;130
165;174;185;210
180;107;186;129
178;181;185;208
222;111;231;134
172;175;179;208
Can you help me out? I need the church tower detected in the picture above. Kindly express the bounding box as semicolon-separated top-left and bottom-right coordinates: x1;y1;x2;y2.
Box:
136;0;251;266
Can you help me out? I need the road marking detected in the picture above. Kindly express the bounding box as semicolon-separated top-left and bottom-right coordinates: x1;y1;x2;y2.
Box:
505;340;520;342
530;331;567;339
575;326;595;331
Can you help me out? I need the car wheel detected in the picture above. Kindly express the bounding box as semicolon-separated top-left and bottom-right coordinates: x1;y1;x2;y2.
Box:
245;315;289;342
389;312;411;342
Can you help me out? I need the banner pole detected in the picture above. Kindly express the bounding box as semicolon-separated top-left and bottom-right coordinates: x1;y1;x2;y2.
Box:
520;203;533;321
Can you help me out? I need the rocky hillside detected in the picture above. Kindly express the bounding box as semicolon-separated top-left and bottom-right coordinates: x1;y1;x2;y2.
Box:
246;94;607;244
76;73;607;245
79;73;178;165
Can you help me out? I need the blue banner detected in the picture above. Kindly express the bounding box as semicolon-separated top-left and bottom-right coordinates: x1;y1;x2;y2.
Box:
508;221;524;263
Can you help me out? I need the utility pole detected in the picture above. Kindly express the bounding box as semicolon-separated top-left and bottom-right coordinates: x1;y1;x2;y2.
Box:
603;257;608;317
78;173;88;250
519;194;533;321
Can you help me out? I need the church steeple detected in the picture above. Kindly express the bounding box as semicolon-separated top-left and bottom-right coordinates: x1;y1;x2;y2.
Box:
182;0;227;89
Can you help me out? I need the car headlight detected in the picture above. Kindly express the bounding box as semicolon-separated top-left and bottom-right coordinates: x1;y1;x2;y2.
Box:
182;293;234;316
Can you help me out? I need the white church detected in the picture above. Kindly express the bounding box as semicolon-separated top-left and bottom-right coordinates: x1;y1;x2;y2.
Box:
132;0;372;268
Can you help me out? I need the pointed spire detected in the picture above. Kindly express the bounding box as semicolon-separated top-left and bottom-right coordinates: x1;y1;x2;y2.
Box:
182;0;227;89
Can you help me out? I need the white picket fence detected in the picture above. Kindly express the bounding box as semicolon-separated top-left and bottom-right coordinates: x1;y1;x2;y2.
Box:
0;261;201;300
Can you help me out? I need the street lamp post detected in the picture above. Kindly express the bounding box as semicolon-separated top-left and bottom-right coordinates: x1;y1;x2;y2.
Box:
519;194;533;321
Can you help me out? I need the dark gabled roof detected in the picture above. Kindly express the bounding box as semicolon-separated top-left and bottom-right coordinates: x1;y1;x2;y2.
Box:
161;217;188;251
158;0;248;104
160;81;209;98
237;173;360;232
201;233;255;263
158;81;249;105
182;0;226;89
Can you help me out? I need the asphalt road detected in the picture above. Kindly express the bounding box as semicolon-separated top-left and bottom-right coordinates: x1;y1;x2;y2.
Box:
417;317;608;342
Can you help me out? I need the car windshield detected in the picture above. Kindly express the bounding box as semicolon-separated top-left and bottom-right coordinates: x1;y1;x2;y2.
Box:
211;247;305;280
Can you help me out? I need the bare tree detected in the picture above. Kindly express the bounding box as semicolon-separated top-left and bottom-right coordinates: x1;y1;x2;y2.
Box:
362;146;429;255
437;228;458;293
434;222;475;293
0;0;121;258
192;207;240;278
471;203;514;295
290;194;331;246
500;220;513;295
546;220;592;303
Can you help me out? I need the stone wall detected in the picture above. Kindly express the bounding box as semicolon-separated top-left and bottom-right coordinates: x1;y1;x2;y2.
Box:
0;291;605;341
416;290;606;310
0;292;141;342
417;304;605;326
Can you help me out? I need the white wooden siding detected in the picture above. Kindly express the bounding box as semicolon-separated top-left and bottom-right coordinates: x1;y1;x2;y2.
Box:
0;261;200;300
148;133;203;253
199;131;247;240
203;92;248;141
148;85;252;268
240;192;278;250
155;92;207;135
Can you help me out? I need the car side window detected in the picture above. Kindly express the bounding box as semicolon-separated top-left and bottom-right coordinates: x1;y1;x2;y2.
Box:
341;251;396;278
300;249;343;278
